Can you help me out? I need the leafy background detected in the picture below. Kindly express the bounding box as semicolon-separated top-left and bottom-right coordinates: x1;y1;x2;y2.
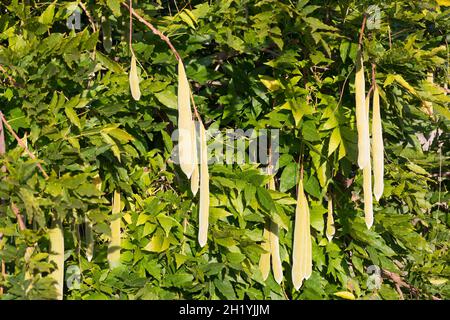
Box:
0;0;449;300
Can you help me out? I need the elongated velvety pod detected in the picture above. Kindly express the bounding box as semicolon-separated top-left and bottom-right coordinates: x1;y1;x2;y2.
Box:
270;220;283;284
423;72;434;116
86;175;102;262
48;221;64;300
355;49;370;169
364;92;374;228
85;218;94;262
259;221;271;281
326;197;335;242
190;122;199;196
267;175;283;284
198;122;209;247
178;60;195;178
292;178;312;290
372;85;384;201
129;54;141;101
108;191;121;269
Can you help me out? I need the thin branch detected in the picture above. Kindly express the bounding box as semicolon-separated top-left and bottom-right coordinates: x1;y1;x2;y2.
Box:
122;2;203;125
128;0;133;52
0;112;49;179
79;2;97;33
11;202;26;231
122;2;181;61
358;14;367;48
0;64;19;87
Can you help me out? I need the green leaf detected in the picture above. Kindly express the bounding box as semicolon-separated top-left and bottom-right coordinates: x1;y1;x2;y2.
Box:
256;187;276;213
106;0;122;17
279;162;298;192
214;278;237;299
65;106;81;129
328;127;341;156
38;2;55;25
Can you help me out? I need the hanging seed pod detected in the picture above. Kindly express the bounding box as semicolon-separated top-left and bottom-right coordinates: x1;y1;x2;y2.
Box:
108;191;121;269
85;175;102;262
129;54;141;101
198;122;209;247
372;85;384;201
259;221;271;281
270;220;283;284
178;60;195;178
268;171;283;284
101;16;112;53
326;196;335;242
190;122;199;196
85;217;94;262
355;49;370;169
48;221;64;300
422;72;434;117
363;92;374;229
292;178;312;290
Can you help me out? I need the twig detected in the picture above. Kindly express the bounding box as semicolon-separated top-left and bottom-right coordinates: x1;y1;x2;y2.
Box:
382;269;419;299
358;14;367;48
122;2;204;125
122;2;181;61
0;259;4;295
128;0;133;52
11;202;26;231
0;112;49;179
79;2;96;33
0;64;19;87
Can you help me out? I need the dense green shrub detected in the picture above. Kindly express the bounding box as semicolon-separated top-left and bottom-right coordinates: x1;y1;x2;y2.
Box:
0;0;448;300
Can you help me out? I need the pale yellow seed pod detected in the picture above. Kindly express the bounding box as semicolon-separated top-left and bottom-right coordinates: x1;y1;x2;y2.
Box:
267;173;283;284
292;178;312;290
190;122;199;196
326;196;335;242
198;122;210;247
86;175;102;262
270;221;283;284
363;91;374;229
108;191;121;269
48;221;64;300
355;49;370;169
259;222;271;281
129;54;141;101
178;60;195;178
422;72;434;116
372;85;384;201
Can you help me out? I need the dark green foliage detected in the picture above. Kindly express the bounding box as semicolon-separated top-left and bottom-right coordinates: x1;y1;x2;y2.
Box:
0;0;448;300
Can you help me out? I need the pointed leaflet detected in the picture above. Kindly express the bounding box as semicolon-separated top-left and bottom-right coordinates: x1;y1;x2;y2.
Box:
355;49;370;169
129;54;141;101
48;220;64;300
198;122;209;247
190;122;199;196
363;92;374;229
108;191;121;269
178;60;195;178
259;221;271;281
291;178;312;290
326;196;335;242
372;85;384;201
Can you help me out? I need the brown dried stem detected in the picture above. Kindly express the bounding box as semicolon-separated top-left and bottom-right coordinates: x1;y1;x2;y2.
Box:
0;112;49;179
122;2;180;61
